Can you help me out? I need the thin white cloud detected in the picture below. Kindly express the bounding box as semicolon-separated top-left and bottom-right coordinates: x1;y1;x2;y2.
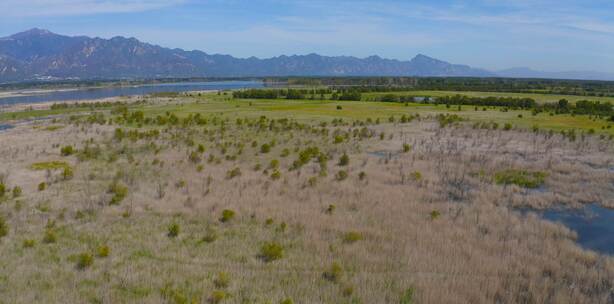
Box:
0;0;185;17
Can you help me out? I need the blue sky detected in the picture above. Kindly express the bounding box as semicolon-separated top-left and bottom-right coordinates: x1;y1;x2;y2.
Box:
1;0;613;73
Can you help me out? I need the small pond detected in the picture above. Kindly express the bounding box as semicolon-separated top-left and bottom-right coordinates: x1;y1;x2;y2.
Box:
0;124;14;131
528;204;614;255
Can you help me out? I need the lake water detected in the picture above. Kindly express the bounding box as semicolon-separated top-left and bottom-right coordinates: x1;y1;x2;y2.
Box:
530;204;614;255
0;81;263;106
0;124;14;131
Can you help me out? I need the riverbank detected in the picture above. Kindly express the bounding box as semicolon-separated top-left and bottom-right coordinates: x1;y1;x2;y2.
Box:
0;80;263;107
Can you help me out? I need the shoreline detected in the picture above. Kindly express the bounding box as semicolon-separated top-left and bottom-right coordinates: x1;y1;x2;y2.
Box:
0;89;219;114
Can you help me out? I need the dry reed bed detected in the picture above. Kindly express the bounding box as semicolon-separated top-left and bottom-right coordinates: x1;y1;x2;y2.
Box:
0;115;613;303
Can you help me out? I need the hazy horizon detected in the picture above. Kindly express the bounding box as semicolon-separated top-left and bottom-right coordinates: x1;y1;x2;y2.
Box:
1;0;614;74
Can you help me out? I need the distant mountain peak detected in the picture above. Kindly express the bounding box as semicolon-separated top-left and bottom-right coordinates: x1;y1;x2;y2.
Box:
10;28;56;38
19;28;614;82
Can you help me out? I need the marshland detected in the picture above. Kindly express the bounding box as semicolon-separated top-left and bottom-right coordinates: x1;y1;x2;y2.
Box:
1;83;614;303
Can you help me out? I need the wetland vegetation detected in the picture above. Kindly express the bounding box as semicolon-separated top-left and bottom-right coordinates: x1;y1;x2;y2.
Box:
1;79;614;303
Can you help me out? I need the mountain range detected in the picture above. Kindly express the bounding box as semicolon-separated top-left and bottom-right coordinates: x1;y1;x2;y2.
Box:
1;28;613;82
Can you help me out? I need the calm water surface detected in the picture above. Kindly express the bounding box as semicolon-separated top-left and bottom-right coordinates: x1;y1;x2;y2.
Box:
530;204;614;255
0;81;263;106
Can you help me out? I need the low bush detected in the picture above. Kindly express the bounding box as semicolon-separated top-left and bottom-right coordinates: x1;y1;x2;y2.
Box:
430;210;441;220
269;159;279;169
338;153;349;166
62;166;74;180
259;242;284;262
335;170;348;181
400;287;415;304
167;223;180;238
260;143;271;153
325;204;336;215
270;170;281;180
226;167;241;179
342;285;354;297
0;215;8;239
220;209;235;223
60;145;74;156
322;262;343;283
201;227;218;243
22;239;35;248
213;272;230;289
97;245;110;257
38;182;46;191
209;290;227;304
494;169;547;189
342;231;363;244
108;182;128;205
12;186;21;198
42;229;57;244
76;252;94;270
403;143;412;153
30;161;70;171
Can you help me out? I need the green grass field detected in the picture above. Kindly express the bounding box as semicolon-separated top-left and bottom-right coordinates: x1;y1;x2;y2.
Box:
2;90;613;134
362;90;614;104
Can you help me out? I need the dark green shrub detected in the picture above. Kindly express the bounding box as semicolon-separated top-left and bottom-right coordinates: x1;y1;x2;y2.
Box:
213;271;230;289
220;209;235;223
76;252;94;269
270;170;281;180
226;167;241;179
62;166;74;180
38;182;46;191
97;245;110;257
0;215;8;239
202;227;218;243
322;262;343;283
276;222;287;233
358;171;366;181
335;170;348;181
12;186;21;198
280;299;294;304
343;231;363;244
43;229;57;244
494;169;546;188
209;290;227;304
259;242;284;262
342;285;354;297
167;222;180;238
400;287;415;304
260;143;271;153
338;153;349;166
60;145;74;156
325;204;336;215
0;183;6;197
189;151;202;163
307;176;318;187
430;210;441;220
108;182;128;205
269;159;279;169
403;143;411;153
22;239;35;248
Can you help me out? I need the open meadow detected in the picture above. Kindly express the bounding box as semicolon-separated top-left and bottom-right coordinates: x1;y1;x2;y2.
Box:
1;91;614;303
